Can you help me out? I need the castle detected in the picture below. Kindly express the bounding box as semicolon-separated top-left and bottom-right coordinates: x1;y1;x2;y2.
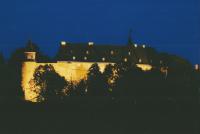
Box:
22;41;161;102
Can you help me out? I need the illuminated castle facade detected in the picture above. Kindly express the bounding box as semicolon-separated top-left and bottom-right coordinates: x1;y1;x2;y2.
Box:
22;41;161;102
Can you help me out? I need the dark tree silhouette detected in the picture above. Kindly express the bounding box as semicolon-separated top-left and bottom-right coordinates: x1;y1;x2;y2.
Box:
33;64;68;102
113;63;143;98
0;53;7;98
69;80;87;96
102;64;116;96
86;63;108;96
4;41;51;100
6;48;25;99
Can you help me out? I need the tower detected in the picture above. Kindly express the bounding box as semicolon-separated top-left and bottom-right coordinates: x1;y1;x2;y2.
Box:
128;29;134;46
22;40;38;101
24;40;37;61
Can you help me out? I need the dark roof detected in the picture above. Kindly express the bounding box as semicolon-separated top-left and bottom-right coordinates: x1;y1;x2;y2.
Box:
55;43;160;64
25;40;38;52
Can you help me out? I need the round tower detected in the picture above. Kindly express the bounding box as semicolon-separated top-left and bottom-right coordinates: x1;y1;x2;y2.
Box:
22;40;38;102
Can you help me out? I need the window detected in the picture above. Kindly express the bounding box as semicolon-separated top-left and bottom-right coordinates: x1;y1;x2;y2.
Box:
142;45;146;48
84;57;87;60
139;58;142;63
128;52;131;55
102;57;105;61
88;42;94;46
86;50;89;55
61;41;66;46
124;58;128;62
134;44;138;48
73;56;76;60
110;50;114;55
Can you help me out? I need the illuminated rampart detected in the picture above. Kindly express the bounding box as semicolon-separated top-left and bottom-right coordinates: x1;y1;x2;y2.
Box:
22;61;152;102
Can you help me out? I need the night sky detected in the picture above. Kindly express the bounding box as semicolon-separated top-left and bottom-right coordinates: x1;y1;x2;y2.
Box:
0;0;200;64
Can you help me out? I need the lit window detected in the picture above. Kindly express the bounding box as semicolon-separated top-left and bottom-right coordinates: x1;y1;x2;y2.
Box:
61;41;66;46
73;56;76;60
139;59;142;63
27;55;33;59
102;57;105;61
195;64;199;70
134;44;138;48
110;50;114;55
88;42;94;46
128;52;131;55
84;57;87;60
142;45;146;48
124;58;128;62
86;51;89;54
160;60;163;64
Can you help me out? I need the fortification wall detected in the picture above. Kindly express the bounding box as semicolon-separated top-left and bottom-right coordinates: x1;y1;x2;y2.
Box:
22;61;153;102
21;61;112;102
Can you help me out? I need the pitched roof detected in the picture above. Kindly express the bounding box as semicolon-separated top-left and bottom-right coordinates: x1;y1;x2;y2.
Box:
55;43;159;64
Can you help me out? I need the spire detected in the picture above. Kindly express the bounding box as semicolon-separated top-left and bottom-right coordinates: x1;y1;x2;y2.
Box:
26;40;37;52
128;29;133;46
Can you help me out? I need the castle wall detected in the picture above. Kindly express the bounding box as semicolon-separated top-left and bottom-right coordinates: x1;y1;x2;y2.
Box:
22;61;153;102
22;61;113;102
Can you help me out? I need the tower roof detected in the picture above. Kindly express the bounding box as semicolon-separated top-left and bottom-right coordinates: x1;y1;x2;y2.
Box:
25;40;37;52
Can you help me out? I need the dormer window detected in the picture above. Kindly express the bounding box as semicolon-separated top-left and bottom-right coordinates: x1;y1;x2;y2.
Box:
61;41;66;46
134;44;138;48
88;42;94;46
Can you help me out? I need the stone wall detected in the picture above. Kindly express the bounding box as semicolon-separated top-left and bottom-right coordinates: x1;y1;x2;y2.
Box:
21;61;112;102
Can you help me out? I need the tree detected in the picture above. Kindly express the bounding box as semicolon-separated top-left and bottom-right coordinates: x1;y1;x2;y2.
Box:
102;64;116;96
6;48;25;99
0;53;7;98
33;64;68;102
86;63;108;96
113;63;143;97
69;80;87;96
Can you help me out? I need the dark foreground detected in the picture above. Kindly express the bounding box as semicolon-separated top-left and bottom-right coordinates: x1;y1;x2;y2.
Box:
0;97;199;134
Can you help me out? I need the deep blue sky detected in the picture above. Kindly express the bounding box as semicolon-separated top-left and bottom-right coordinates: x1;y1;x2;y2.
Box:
0;0;200;64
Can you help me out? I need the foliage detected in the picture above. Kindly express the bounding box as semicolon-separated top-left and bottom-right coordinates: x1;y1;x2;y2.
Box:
0;42;199;105
33;64;68;101
86;63;108;96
